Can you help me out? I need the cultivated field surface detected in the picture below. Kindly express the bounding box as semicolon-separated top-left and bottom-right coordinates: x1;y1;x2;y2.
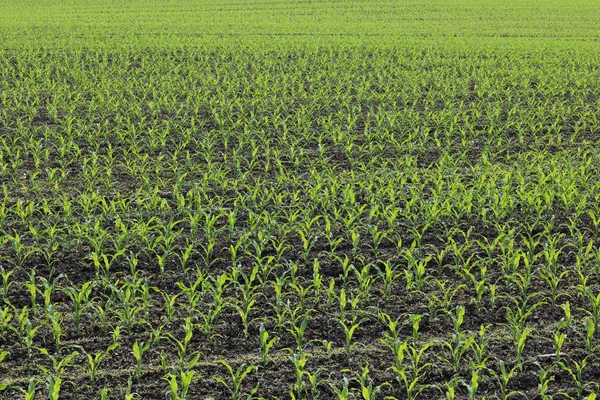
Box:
1;0;600;398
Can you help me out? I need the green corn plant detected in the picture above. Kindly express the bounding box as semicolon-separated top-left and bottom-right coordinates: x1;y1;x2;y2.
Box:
8;233;38;269
558;357;599;399
438;306;474;375
471;324;492;369
167;318;200;367
326;278;337;312
22;270;40;310
82;342;120;384
132;338;152;378
514;327;532;370
114;286;144;331
426;280;466;319
353;262;374;300
553;331;567;363
164;370;196;400
580;289;600;327
464;369;480;400
505;299;545;341
582;318;599;356
312;259;323;300
63;281;94;329
537;365;555;400
12;377;38;400
444;378;459;400
270;276;288;328
379;260;401;301
289;351;307;399
539;269;570;305
175;243;195;273
289;319;308;355
38;349;78;380
336;287;347;323
559;301;573;331
199;273;228;335
403;251;431;291
329;376;351;400
258;322;278;365
0;266;14;300
233;297;257;338
355;362;386;400
9;307;43;358
390;340;434;400
46;306;64;353
176;274;205;319
378;311;401;350
154;288;178;325
0;306;13;335
346;291;363;324
303;367;324;400
94;298;113;335
45;376;62;400
339;318;366;361
409;314;422;345
214;361;259;400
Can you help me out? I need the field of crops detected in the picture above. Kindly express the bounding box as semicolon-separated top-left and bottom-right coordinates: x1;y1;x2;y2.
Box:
1;0;600;398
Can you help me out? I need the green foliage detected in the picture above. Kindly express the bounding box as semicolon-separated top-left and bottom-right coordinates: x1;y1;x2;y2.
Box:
0;0;599;397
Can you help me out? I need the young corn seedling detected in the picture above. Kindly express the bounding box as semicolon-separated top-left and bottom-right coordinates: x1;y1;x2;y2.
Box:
82;342;120;384
164;370;196;400
8;233;38;269
0;305;13;335
353;262;374;301
329;376;351;400
0;266;14;301
12;377;37;400
403;251;432;291
580;289;600;328
378;311;401;350
426;280;465;320
339;318;366;361
132;338;152;378
46;306;64;353
355;362;386;400
154;289;178;325
199;273;228;335
463;369;480;400
312;259;323;300
38;349;78;381
537;365;555;400
558;357;598;399
258;322;278;365
582;318;599;357
302;365;324;400
168;318;201;367
45;376;62;400
215;361;259;400
289;351;308;399
63;281;94;330
438;306;474;375
514;327;532;371
390;340;434;400
409;314;423;345
289;319;308;355
233;297;257;338
470;324;492;370
378;260;401;301
9;307;43;358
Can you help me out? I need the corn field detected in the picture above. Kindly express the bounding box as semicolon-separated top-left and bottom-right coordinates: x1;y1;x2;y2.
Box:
1;0;600;398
